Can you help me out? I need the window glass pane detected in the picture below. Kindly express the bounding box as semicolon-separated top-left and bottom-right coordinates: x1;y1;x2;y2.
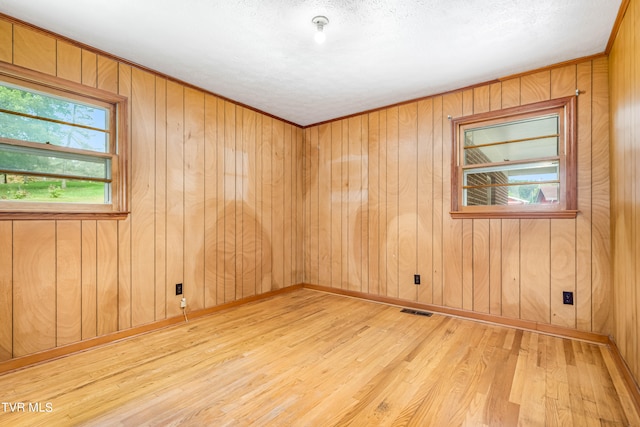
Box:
0;111;108;152
0;174;107;204
463;161;559;206
464;115;558;147
464;182;560;206
0;83;108;129
464;136;558;165
0;143;110;181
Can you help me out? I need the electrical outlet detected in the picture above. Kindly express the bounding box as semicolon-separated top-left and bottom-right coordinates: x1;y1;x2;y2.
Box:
176;283;183;295
180;297;187;308
563;291;574;305
414;274;421;285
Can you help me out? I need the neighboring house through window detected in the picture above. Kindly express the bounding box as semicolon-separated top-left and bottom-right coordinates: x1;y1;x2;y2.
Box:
450;96;577;219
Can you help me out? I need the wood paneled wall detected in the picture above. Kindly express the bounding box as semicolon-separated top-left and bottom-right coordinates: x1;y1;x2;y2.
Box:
609;0;640;391
303;58;612;335
0;19;303;361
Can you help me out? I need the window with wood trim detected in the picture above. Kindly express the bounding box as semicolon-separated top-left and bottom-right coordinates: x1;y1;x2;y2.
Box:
451;96;577;219
0;63;128;219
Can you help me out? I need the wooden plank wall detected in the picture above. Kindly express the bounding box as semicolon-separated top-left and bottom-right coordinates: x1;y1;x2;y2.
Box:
609;0;640;391
0;18;304;361
303;58;612;335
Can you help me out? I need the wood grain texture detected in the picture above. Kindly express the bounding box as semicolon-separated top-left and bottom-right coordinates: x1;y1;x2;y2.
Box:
223;101;237;302
397;103;417;300
184;87;205;309
0;12;624;384
12;25;55;75
330;121;343;288
386;107;399;298
501;78;520;108
81;49;97;88
473;219;490;313
442;92;463;309
56;41;81;83
165;80;184;318
203;94;218;306
117;63;133;329
272;119;285;290
368;112;380;295
489;219;502;315
216;98;228;301
348;116;363;292
378;111;388;297
501;219;520;319
0;19;12;63
0;222;11;361
13;221;56;357
432;97;443;305
242;108;257;297
283;124;293;288
131;68;156;325
81;220;97;340
417;99;433;304
260;115;273;294
609;0;640;393
1;22;304;364
234;107;245;296
56;221;82;346
97;56;118;93
0;290;637;427
520;219;551;324
96;220;118;335
520;70;551;104
576;62;593;332
318;123;331;287
591;57;612;336
155;78;168;316
550;220;576;329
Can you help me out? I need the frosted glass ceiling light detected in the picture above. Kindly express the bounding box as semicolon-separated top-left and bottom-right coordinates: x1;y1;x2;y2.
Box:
312;16;329;44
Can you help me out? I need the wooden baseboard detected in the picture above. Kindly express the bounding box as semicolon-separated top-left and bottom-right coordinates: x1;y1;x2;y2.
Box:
302;284;609;344
0;284;303;375
608;337;640;414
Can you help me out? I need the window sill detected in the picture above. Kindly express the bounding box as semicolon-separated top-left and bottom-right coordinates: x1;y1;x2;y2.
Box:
450;210;578;219
0;210;130;220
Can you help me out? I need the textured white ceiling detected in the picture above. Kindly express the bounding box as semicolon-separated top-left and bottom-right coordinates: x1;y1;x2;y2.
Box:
0;1;621;126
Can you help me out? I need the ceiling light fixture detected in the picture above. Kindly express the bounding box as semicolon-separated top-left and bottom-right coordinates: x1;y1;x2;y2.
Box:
312;16;329;44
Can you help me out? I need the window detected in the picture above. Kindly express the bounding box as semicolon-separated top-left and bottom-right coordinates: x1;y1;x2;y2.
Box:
451;96;577;219
0;63;128;219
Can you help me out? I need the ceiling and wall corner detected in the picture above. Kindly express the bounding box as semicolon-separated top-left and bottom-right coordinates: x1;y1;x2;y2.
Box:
0;1;622;127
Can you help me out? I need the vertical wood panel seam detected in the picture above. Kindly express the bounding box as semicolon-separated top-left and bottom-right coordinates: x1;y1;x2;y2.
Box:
431;102;435;302
590;60;595;332
314;125;317;291
54;221;58;347
153;78;157;320
471;90;475;312
80;222;84;339
11;222;14;358
346;121;349;289
396;111;400;297
415;104;419;301
518;219;523;321
548;219;551;322
163;80;168;317
182;91;186;302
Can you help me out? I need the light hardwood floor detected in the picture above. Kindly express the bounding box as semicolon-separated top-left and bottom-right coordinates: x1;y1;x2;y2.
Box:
0;289;637;426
